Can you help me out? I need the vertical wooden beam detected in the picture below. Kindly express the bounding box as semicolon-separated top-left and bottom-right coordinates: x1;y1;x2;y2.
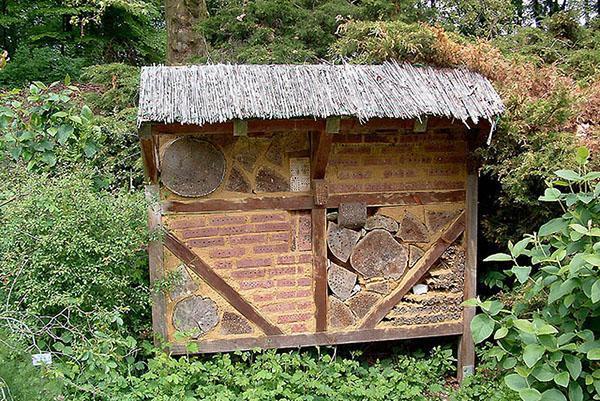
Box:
311;130;333;180
458;131;479;382
146;184;168;346
139;123;159;184
312;207;328;332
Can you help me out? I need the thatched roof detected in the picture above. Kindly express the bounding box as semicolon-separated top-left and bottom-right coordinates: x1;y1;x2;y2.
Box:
137;62;503;127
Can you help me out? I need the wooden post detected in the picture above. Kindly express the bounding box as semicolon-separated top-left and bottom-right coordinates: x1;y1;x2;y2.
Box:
146;185;168;346
139;124;159;184
458;132;479;382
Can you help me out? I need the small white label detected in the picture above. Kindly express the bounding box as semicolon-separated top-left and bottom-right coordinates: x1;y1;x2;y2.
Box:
412;284;428;295
32;353;52;366
289;157;310;192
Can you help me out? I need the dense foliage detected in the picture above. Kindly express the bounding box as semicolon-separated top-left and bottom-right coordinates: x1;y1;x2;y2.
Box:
470;148;600;401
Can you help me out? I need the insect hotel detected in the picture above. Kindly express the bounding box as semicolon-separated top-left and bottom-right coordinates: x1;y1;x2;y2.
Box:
137;62;503;377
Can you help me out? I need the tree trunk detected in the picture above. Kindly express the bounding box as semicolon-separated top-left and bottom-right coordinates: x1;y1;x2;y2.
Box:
165;0;209;65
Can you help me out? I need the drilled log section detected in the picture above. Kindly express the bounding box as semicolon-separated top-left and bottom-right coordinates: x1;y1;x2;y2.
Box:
139;124;159;184
312;207;328;332
458;134;479;382
161;190;466;213
169;321;463;354
163;231;283;336
146;185;168;345
359;212;466;329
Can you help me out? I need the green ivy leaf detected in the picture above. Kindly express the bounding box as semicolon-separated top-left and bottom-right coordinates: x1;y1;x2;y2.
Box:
519;388;541;401
523;344;545;368
553;372;569;387
494;327;509;340
540;388;566;401
532;364;555;382
470;314;495;344
505;374;528;391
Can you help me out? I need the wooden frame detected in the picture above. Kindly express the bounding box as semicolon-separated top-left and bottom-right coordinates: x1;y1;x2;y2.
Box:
140;117;480;381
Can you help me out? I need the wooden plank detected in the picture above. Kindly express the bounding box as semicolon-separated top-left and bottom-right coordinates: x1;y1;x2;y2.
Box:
146;185;168;345
312;207;328;331
139;124;158;184
359;212;466;329
311;131;333;180
163;231;283;336
458;133;479;382
169;321;463;354
161;190;466;214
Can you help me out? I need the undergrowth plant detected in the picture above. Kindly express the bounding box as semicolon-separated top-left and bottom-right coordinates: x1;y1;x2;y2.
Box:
469;147;600;401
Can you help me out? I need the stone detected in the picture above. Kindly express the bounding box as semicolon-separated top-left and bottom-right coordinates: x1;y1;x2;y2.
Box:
366;281;392;295
329;297;356;329
397;212;429;243
338;202;367;229
255;167;289;192
409;245;425;268
327;222;361;263
350;229;408;279
161;137;226;197
328;263;357;301
172;296;219;337
225;166;251;193
221;311;253;335
364;215;399;232
169;265;199;300
425;209;461;233
346;291;382;319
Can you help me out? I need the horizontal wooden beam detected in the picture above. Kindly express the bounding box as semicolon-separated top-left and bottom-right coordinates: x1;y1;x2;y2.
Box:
163;231;283;336
169;321;463;354
161;191;465;214
359;212;466;329
150;117;475;136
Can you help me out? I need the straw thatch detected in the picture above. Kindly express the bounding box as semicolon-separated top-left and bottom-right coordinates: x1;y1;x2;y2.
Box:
137;62;503;127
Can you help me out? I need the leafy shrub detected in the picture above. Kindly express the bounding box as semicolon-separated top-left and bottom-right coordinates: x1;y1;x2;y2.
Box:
81;64;141;113
451;353;518;401
0;168;149;334
0;47;87;87
0;81;101;171
470;147;600;401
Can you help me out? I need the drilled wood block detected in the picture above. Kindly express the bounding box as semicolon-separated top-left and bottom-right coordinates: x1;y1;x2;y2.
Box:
425;209;461;233
364;215;399;232
328;263;357;301
346;291;382;319
350;229;408;279
408;245;425;268
397;212;429;243
329;297;356;329
225;166;251;193
221;311;253;335
169;265;199;300
338;202;367;229
327;222;360;263
255;167;289;192
313;179;328;206
172;296;219;337
162;137;226;197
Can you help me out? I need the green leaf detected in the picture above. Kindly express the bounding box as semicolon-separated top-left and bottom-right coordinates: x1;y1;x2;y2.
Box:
81;105;93;121
535;324;558;336
83;142;98;158
470;314;495;344
41;151;57;167
505;374;528;391
540;389;566;401
568;382;583;401
514;319;535;334
532;364;556;382
494;326;509;340
52;111;68;118
69;115;83;124
512;238;532;257
591;280;600;303
587;349;600;360
553;372;569;387
575;146;589;164
56;124;74;145
539;188;561;202
519;388;541;401
585;255;600;267
554;169;581;181
513;266;532;284
484;253;512;262
539;218;567;237
523;344;545;368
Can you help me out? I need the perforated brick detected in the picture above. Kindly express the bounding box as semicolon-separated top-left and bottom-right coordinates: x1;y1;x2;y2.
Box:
221;311;253;335
346;291;382;319
329;297;356;329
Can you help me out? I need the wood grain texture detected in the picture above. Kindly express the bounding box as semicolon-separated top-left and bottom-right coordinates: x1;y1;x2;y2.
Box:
359;211;466;329
169;321;463;354
146;185;168;344
311;131;333;180
312;207;328;331
458;134;479;382
163;231;283;336
161;191;466;214
139;124;158;184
